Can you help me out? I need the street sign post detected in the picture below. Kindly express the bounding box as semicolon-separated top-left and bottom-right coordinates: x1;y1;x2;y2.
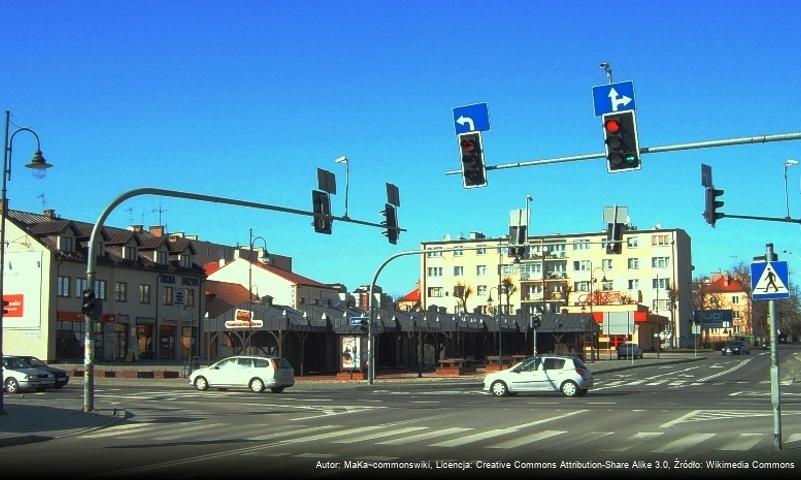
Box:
592;81;636;117
453;102;490;134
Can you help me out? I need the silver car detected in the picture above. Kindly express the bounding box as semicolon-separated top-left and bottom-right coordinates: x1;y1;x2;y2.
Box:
190;356;295;393
2;356;56;393
483;355;593;397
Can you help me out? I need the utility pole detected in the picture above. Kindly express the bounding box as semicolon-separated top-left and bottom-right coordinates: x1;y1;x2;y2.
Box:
765;243;783;450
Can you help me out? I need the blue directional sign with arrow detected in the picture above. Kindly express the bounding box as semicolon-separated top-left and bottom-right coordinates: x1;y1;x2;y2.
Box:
592;81;636;117
453;102;490;134
751;261;790;301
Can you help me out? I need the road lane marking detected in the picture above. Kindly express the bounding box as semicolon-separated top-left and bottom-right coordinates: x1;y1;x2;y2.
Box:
331;426;427;443
152;423;233;441
717;433;764;451
377;427;472;445
697;359;751;382
788;433;801;443
488;430;566;449
652;433;716;453
602;432;663;452
80;422;161;439
249;425;339;441
660;410;702;429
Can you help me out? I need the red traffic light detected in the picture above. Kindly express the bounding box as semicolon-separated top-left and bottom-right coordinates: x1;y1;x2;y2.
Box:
461;138;476;152
604;118;621;133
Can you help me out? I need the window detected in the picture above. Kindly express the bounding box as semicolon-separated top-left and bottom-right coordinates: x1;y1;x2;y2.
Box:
652;277;670;289
602;259;613;270
453;285;467;297
476;246;487;255
453;247;464;257
477;285;488;296
453;266;464;276
476;265;487;276
180;254;191;268
139;284;151;304
59;236;74;252
651;257;670;268
427;267;443;277
123;246;137;261
651;234;670;247
574;281;591;292
427;287;444;297
163;286;174;305
114;282;128;302
733;311;741;320
528;284;543;295
732;296;739;304
572;240;590;251
185;289;195;307
94;280;107;300
75;278;88;297
57;276;71;297
601;280;614;291
627;237;639;248
426;248;442;258
628;258;639;270
652;298;670;311
156;250;168;265
543;358;565;370
628;279;639;290
573;260;590;272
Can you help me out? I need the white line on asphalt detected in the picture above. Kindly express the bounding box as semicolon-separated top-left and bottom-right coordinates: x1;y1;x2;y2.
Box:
602;432;663;452
249;425;339;441
80;422;161;439
717;433;764;451
788;433;801;443
660;410;702;429
487;430;566;449
153;423;228;441
377;427;472;445
652;433;716;453
331;426;427;444
697;359;751;382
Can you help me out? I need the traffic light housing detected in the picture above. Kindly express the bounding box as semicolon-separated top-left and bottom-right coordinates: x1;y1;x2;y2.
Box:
311;190;332;234
606;222;624;254
381;203;399;244
531;316;542;329
704;187;725;227
81;289;96;316
602;111;640;173
458;132;487;188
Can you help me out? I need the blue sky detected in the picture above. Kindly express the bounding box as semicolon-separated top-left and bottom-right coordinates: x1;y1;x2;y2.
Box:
3;1;801;298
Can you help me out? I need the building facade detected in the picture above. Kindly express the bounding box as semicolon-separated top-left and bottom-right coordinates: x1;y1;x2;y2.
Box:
420;227;693;347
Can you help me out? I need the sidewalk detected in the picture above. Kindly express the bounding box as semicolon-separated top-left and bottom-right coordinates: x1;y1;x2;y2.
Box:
1;352;706;448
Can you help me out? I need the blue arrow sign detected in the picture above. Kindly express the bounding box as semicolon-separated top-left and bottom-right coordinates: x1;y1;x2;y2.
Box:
453;102;490;134
592;81;636;117
751;261;790;301
349;316;369;326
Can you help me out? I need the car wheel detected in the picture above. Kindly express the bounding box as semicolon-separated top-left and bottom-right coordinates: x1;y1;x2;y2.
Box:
270;387;285;394
193;376;209;391
490;380;508;397
249;378;265;393
4;378;20;394
560;380;579;397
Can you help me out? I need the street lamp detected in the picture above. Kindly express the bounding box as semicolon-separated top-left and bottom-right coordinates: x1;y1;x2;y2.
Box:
247;228;269;354
335;156;349;219
590;263;607;360
2;111;52;415
487;286;503;370
784;159;798;219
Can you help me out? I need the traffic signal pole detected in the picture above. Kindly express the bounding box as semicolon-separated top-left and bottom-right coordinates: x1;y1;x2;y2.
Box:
444;131;801;176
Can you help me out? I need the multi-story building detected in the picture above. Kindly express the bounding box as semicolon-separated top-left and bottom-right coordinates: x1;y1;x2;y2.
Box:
420;227;694;347
700;272;752;341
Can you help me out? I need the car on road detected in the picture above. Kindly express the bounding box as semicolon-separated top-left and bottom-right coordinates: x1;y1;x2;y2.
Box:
189;355;295;393
15;355;70;389
483;355;593;397
722;341;751;355
2;355;56;393
617;343;643;359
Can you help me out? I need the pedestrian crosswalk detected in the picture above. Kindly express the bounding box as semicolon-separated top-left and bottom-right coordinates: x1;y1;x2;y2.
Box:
77;418;789;455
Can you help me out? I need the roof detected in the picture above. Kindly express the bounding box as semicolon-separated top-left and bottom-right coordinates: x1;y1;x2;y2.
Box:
398;286;420;303
252;260;336;290
203;261;223;275
706;275;746;293
204;281;256;318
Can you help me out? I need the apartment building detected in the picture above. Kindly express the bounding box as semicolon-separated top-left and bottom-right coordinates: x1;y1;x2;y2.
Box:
420;227;694;347
701;272;752;340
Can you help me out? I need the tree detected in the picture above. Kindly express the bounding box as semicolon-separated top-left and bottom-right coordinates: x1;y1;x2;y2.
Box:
500;277;517;315
453;282;473;315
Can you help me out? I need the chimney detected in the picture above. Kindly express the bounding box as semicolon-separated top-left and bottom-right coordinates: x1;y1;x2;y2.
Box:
43;208;56;219
218;258;226;268
129;224;144;233
261;295;273;307
149;225;165;237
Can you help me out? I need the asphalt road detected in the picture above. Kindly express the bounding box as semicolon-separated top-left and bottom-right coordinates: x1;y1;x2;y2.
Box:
3;346;801;479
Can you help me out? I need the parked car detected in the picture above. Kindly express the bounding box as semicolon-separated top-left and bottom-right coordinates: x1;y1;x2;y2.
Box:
2;355;56;393
617;343;643;359
483;355;593;397
15;355;70;389
722;341;751;355
189;356;295;393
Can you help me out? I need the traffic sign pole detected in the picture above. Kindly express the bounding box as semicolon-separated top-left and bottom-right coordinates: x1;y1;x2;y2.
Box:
765;244;783;450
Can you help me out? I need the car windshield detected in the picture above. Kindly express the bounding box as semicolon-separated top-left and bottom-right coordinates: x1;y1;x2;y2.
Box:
22;356;47;368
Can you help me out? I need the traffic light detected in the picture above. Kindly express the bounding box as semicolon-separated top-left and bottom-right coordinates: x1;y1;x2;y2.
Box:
602;111;640;173
507;245;527;260
704;187;725;227
458;132;487;188
606;222;624;254
81;289;96;316
381;203;398;244
531;316;541;329
311;190;332;234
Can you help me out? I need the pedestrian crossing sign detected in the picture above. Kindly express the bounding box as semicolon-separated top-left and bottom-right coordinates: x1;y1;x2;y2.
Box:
751;261;789;301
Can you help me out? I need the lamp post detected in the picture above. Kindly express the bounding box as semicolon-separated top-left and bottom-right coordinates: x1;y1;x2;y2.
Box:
335;156;349;219
590;263;607;359
784;159;798;219
487;286;503;370
247;228;269;354
2;111;52;415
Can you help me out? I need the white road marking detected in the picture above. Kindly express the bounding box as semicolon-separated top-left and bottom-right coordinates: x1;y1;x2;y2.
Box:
250;425;339;441
487;430;566;449
652;433;716;453
153;423;229;441
717;433;764;451
331;426;427;443
377;427;472;445
602;432;663;452
280;425;387;444
79;422;161;439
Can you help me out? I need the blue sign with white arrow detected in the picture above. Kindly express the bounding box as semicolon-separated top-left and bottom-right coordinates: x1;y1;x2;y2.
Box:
453;102;490;134
592;81;636;117
751;261;790;301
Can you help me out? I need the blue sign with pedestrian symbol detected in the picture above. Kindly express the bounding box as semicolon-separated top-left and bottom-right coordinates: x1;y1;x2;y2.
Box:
751;261;790;301
453;102;490;134
592;81;636;117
